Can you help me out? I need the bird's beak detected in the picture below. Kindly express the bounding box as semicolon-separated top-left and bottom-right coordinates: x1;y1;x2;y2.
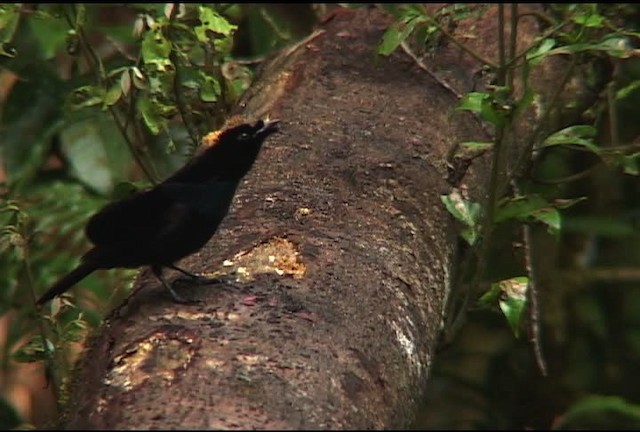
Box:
257;119;281;135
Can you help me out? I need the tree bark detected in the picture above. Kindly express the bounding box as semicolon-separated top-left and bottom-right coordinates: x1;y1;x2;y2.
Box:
64;6;495;429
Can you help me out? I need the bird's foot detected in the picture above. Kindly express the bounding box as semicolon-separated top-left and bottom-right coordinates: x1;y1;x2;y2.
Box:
163;284;202;305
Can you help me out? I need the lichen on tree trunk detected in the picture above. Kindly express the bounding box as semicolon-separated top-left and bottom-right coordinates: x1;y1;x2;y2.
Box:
64;7;485;429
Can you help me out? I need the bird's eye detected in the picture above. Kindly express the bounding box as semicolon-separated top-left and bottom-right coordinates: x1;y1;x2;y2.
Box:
238;132;251;141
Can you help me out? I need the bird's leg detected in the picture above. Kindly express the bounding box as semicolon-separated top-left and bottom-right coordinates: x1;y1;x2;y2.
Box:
168;264;221;285
151;265;198;304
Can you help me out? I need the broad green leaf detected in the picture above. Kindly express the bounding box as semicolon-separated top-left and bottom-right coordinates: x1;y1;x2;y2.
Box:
455;141;493;158
26;12;68;59
458;141;494;151
545;36;639;59
12;335;53;363
59;113;133;194
457;92;505;128
378;14;426;56
137;96;163;135
556;395;640;429
441;192;481;245
141;25;171;64
482;276;529;337
572;12;605;28
104;82;123;107
60;120;113;194
526;38;556;65
457;92;488;113
0;4;20;56
195;6;237;43
531;207;561;233
495;195;549;223
68;85;106;110
542;125;600;153
616;80;640;100
609;152;640;176
199;74;221;102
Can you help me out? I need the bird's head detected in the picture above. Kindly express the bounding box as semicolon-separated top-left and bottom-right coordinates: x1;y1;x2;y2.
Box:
217;119;281;147
168;119;281;183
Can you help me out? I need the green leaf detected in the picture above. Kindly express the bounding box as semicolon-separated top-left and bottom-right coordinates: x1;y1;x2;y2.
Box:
496;276;528;337
441;192;481;245
541;125;600;153
455;141;493;158
199;74;221;102
195;6;237;43
137;96;162;135
26;12;69;59
457;92;487;113
556;395;640;429
68;85;106;110
609;152;640;176
59;120;112;194
572;12;605;28
526;38;556;65
545;36;639;59
137;96;174;135
0;4;20;57
59;114;133;195
457;92;505;128
378;15;425;56
495;195;549;223
531;207;561;233
141;25;171;64
616;80;640;100
12;335;53;363
104;82;123;107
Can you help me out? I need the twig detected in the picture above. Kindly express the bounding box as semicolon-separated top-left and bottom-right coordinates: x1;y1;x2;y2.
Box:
512;180;548;376
65;5;158;183
167;2;200;149
417;4;498;70
400;41;464;100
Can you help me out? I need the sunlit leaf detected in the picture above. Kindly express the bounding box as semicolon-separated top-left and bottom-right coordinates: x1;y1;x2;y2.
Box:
481;276;529;337
195;6;237;43
441;192;481;245
12;335;53;363
141;25;171;64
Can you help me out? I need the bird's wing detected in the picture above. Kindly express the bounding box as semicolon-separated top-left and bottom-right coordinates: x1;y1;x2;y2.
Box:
85;180;239;247
85;188;177;246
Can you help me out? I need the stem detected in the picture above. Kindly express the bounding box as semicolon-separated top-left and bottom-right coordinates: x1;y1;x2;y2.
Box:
497;5;506;86
167;3;200;150
65;5;158;184
417;4;499;70
508;4;518;91
509;59;576;186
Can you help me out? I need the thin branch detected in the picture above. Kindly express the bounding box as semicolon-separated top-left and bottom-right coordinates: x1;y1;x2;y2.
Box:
65;5;158;183
508;4;518;91
497;5;506;86
508;59;577;186
167;2;200;149
512;180;548;376
417;4;499;70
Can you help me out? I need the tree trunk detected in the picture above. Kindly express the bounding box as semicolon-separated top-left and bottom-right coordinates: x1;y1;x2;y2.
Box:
63;6;517;429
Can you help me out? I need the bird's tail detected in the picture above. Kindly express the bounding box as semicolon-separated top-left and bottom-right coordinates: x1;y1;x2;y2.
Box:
36;261;97;305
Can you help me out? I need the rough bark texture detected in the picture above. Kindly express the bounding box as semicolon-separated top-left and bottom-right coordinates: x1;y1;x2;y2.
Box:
60;5;564;429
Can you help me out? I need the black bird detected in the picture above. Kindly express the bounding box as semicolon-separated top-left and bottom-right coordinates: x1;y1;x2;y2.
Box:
36;119;280;305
